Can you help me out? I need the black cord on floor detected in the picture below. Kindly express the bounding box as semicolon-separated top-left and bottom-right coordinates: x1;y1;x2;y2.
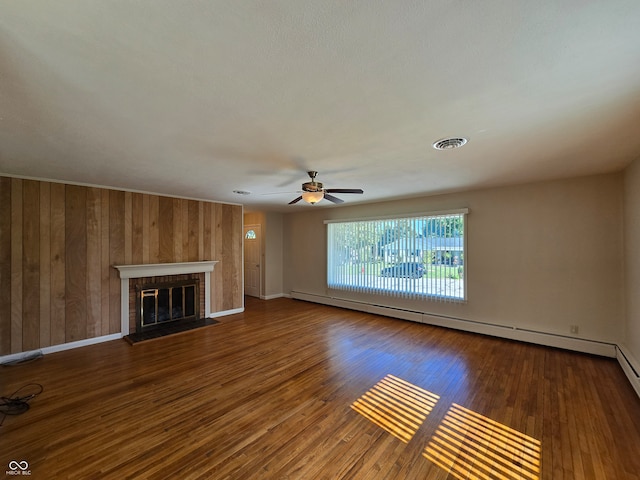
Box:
0;383;43;427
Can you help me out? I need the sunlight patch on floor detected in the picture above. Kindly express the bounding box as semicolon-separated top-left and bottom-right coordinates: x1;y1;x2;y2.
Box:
423;403;541;480
351;374;440;443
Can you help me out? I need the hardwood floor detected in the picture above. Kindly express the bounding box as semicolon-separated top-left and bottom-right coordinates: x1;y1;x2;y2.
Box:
2;297;640;479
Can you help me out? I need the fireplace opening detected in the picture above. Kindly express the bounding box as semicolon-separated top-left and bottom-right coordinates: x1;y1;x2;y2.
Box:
136;279;200;333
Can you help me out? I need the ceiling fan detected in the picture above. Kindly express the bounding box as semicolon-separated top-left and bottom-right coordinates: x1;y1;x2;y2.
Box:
289;171;364;205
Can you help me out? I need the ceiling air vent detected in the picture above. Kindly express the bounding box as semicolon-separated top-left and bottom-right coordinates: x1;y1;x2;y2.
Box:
432;137;468;150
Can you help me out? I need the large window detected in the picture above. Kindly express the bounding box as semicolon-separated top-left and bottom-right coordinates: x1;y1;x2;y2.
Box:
326;210;467;302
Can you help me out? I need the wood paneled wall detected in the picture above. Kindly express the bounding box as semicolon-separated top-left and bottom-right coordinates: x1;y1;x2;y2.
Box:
0;177;243;355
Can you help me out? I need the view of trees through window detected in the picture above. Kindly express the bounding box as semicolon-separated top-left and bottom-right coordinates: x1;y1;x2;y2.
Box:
327;212;466;301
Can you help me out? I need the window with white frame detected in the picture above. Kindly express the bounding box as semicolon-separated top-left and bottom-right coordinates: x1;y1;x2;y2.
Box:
326;210;467;302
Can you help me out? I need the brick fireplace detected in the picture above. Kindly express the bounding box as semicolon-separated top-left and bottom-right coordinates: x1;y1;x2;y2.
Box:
132;274;203;334
113;261;219;336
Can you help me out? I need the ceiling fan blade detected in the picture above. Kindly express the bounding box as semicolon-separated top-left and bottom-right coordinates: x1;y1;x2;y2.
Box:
260;190;301;196
288;196;303;205
325;188;363;194
324;193;344;204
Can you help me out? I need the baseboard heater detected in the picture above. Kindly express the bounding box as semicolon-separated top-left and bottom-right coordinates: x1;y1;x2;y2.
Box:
616;345;640;398
290;291;617;358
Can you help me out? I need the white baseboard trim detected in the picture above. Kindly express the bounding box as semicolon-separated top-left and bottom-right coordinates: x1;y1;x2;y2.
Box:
290;291;617;358
0;333;122;365
209;307;244;318
260;293;286;300
1;307;245;363
617;345;640;398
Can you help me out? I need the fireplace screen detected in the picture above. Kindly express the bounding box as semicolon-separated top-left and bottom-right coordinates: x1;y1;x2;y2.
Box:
136;279;200;331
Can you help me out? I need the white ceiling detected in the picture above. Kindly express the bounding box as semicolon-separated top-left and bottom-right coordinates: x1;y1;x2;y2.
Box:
1;1;639;211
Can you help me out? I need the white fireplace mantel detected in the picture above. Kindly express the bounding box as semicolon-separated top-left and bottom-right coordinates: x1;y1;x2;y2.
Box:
113;261;219;335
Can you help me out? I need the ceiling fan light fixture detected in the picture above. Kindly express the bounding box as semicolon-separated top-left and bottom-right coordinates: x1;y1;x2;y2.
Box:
288;170;362;205
301;191;324;204
432;137;468;150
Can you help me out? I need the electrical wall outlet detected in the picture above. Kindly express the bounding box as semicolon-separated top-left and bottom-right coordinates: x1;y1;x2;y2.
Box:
570;325;579;334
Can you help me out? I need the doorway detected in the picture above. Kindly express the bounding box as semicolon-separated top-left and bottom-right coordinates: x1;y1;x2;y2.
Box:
244;224;262;298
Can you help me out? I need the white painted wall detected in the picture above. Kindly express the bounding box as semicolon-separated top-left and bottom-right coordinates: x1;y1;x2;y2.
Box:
283;173;625;344
264;212;284;298
623;158;640;369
